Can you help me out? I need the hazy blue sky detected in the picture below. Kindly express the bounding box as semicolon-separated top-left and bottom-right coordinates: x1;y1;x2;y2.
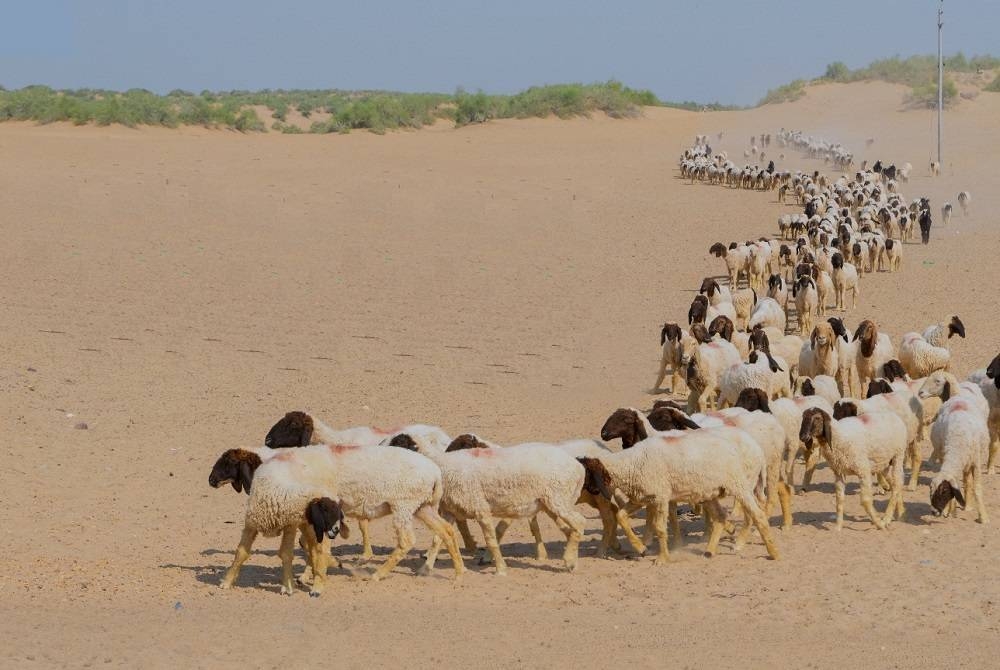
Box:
1;1;997;105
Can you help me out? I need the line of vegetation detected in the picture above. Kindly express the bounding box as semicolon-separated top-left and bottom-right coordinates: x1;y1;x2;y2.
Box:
1;81;722;133
758;53;1000;107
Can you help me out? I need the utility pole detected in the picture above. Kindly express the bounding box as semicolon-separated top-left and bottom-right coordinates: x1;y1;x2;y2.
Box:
937;0;943;165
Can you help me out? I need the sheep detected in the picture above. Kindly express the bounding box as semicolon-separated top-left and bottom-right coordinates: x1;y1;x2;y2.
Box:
930;160;940;177
767;274;789;317
794;375;841;406
918;208;932;244
262;411;451;560
709;242;750;288
941;203;953;227
967;358;1000;472
651;322;696;394
815;270;835;317
852;319;897;398
792;276;817;336
418;439;587;575
734;388;834;494
647;402;793;531
577;426;780;563
799;408;906;530
883;238;902;272
264;410;401;449
798;323;839;379
917;369;991;447
927;397;990;523
699;277;732;307
209;445;465;592
833;387;924;491
957;190;971;215
685;337;743;412
747;241;772;292
879;360;942;443
718;350;787;408
747;297;787;333
922;315;966;348
830;252;859;311
898;332;953;380
688;294;736;326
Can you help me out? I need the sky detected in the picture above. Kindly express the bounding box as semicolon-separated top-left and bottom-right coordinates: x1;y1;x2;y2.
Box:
1;1;998;106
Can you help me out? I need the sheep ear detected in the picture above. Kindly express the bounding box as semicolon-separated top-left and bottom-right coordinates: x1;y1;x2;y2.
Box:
300;422;313;446
941;381;951;402
231;476;243;493
822;412;832;443
681;415;701;430
952;483;966;509
238;461;254;495
810;327;818;349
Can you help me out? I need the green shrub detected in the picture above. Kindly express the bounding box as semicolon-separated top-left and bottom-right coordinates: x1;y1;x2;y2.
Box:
758;79;806;105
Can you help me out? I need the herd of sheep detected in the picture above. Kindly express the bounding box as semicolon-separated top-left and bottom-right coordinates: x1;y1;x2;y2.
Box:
206;132;993;598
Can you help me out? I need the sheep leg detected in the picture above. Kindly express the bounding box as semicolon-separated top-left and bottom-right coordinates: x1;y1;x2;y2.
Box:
454;519;478;553
703;500;726;557
358;518;374;561
833;477;846;531
220;526;258;590
739;493;780;560
988;430;1000;473
529;517;548;560
668;501;683;548
303;531;331;597
369;516;415;582
614;507;647;555
972;467;989;524
651;352;670;393
296;532;315;586
541;504;584;572
592;497;622;558
858;472;886;530
414;505;466;577
649;502;671;565
732;502;753;551
476;516;508;575
906;442;922;491
777;480;793;531
278;526;298;596
802;448;820;491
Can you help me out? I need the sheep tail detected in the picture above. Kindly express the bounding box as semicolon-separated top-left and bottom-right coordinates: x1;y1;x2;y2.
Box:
754;464;768;507
577;457;613;500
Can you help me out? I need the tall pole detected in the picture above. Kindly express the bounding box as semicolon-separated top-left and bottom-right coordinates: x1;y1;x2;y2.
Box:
937;0;943;165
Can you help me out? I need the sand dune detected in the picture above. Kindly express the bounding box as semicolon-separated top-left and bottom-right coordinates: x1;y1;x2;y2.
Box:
2;81;1000;667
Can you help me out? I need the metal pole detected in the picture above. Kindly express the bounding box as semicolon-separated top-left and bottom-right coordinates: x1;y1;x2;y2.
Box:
938;0;943;165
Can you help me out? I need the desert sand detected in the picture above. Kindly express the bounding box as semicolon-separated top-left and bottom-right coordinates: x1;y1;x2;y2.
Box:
2;81;1000;668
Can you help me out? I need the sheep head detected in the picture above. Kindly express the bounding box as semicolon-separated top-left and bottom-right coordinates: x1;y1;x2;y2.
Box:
446;434;488;452
918;371;954;401
947;316;966;339
661;322;682;346
853;320;878;358
930;479;966;517
735;388;770;412
306;497;347;541
798;378;815;397
577;457;613;499
748;325;771;353
264;411;314;448
810;323;834;350
709;243;727;258
708;315;734;342
832;400;859;420
600;408;648;449
387;433;418;451
690;323;712;344
799;408;831;451
699;277;721;297
646;406;700;431
688;295;709;326
866;379;894;398
987;354;1000;389
209;449;263;494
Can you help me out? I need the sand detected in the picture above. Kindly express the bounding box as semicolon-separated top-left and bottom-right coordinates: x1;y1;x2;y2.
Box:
2;81;1000;668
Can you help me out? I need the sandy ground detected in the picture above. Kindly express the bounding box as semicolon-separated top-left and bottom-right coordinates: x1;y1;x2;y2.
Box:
2;81;1000;668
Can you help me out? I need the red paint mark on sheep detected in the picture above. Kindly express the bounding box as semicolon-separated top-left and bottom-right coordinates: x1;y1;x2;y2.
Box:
328;444;360;454
468;448;495;458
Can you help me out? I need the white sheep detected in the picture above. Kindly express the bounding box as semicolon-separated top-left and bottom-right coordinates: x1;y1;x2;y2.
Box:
883;238;902;272
686;337;742;412
718;350;788;408
851;319;896;398
578;426;780;562
799;408;906;530
793;276;818;336
651;322;696;394
794;375;841;406
898;333;952;380
957;190;971;215
966;355;1000;471
209;445;465;593
921;315;966;348
917;370;991;457
927;396;990;523
709;242;750;288
833;387;924;491
798;323;839;379
941;203;953;227
419;439;586;575
747;297;787;333
830;252;859;311
263;411;451;560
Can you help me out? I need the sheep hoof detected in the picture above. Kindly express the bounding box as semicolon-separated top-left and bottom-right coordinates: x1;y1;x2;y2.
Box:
309;590;322;598
219;580;234;590
416;563;432;577
495;568;508;576
652;556;670;566
703;551;715;558
280;584;294;596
